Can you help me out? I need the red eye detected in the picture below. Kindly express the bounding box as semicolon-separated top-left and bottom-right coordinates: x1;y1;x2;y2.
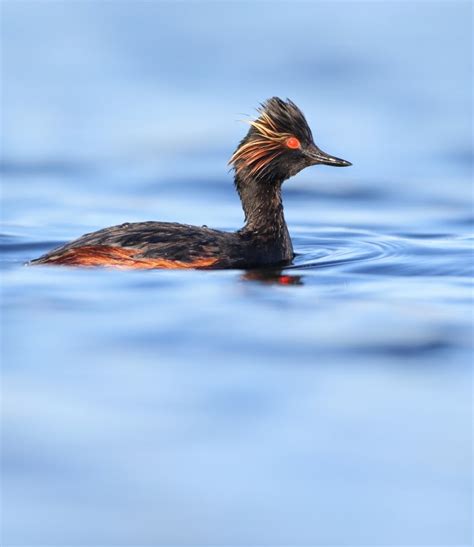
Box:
286;137;301;149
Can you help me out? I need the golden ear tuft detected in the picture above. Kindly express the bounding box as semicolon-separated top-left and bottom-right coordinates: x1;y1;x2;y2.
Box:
228;106;295;176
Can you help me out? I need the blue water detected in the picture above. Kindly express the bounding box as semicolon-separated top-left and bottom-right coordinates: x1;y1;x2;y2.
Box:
1;2;472;545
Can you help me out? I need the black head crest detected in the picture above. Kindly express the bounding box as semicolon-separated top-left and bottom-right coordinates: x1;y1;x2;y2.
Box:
229;97;314;179
256;97;314;143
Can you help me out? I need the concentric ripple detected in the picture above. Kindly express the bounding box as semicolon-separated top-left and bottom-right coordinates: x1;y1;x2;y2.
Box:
290;228;473;277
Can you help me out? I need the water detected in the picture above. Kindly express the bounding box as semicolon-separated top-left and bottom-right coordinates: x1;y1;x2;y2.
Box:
1;1;472;545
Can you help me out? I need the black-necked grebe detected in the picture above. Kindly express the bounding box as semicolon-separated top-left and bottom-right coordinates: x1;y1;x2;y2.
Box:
31;97;351;269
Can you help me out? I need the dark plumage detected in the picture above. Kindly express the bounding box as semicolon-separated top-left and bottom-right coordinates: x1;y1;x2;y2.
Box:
31;97;351;270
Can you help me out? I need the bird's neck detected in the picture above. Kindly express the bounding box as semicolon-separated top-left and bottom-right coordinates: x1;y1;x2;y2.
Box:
235;171;290;241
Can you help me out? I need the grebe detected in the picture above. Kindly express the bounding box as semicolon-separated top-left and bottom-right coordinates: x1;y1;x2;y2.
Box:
31;97;351;270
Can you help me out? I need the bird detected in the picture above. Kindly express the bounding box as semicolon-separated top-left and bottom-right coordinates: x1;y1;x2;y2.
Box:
30;97;351;270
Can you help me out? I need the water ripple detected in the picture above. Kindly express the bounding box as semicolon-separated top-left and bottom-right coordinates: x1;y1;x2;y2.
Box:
291;229;473;277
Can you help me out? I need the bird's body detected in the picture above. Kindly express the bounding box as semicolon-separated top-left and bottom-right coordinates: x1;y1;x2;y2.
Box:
32;220;293;269
31;98;350;270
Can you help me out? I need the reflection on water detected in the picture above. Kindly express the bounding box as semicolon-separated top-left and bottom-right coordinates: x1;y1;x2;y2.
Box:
1;1;472;545
241;269;304;285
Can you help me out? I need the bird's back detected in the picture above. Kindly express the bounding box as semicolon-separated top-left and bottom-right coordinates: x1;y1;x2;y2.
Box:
30;222;235;269
29;221;290;269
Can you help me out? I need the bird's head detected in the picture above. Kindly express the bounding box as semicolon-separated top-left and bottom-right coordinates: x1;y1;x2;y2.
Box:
229;97;351;184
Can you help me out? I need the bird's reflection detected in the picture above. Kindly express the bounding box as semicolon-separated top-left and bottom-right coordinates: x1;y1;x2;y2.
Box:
240;269;304;285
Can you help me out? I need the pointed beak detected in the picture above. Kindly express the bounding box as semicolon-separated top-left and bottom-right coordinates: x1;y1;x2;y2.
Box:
306;144;352;167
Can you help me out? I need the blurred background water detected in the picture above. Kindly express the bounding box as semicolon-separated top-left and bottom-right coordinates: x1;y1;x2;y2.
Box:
1;1;472;545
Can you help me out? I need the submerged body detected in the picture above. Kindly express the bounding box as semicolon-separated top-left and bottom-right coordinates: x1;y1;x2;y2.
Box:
32;220;293;269
31;98;350;270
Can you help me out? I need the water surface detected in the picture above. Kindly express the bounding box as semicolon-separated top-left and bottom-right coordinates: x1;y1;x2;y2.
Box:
1;2;472;545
